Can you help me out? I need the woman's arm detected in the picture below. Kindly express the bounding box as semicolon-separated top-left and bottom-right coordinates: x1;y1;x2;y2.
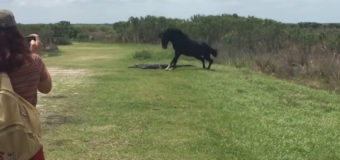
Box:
29;34;43;55
29;34;52;93
38;69;52;94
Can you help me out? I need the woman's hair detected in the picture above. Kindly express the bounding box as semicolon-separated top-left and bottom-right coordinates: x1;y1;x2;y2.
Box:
0;26;30;72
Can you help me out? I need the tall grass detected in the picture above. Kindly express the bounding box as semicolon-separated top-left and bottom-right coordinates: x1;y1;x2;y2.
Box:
216;41;340;92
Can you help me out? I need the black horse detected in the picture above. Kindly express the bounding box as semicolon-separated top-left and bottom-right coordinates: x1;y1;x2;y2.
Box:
159;28;217;70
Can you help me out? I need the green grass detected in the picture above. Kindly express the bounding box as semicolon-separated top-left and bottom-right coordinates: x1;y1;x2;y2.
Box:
39;42;340;160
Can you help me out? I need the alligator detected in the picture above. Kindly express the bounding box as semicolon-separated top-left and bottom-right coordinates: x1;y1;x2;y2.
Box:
128;63;168;69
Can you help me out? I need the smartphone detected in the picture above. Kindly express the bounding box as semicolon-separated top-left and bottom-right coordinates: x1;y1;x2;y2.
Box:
25;36;36;45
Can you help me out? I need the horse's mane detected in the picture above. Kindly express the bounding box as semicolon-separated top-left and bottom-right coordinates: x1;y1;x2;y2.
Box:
163;28;189;40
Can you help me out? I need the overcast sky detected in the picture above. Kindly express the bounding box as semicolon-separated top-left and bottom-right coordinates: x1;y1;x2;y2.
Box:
1;0;339;24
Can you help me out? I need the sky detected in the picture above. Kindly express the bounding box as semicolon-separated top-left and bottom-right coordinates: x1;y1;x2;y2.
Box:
1;0;339;24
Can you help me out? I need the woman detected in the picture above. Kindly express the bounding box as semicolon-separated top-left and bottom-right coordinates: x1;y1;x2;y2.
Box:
0;9;52;159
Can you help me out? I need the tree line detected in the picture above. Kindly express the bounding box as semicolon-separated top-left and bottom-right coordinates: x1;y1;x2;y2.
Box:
18;14;340;55
18;14;340;91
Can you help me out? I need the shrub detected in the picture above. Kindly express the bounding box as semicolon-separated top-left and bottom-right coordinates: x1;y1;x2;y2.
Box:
55;37;72;45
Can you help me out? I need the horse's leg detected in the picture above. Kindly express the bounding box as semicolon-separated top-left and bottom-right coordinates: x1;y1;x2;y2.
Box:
194;56;206;69
166;53;180;70
207;58;213;69
203;54;213;69
165;55;176;70
170;53;181;70
200;57;206;69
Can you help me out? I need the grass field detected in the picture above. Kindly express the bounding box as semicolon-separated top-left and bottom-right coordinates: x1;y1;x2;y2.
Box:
39;42;340;160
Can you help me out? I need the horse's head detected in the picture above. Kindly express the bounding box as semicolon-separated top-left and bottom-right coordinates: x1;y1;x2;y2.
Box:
159;31;169;49
159;28;187;49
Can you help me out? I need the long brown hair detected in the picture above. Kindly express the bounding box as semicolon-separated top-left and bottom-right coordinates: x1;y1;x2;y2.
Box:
0;26;30;72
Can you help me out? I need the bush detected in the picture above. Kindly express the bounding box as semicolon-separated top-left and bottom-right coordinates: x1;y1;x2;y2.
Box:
55;37;72;45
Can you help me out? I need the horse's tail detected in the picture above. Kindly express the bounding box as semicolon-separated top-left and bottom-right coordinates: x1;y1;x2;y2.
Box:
211;49;218;57
201;43;218;57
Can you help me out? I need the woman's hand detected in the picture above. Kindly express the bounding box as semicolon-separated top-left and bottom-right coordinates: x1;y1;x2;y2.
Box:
29;34;43;55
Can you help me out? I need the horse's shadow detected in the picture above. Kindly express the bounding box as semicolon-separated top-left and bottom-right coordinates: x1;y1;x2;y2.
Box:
129;63;194;70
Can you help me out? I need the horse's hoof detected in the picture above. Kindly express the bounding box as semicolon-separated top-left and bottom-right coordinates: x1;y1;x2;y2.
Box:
165;67;174;71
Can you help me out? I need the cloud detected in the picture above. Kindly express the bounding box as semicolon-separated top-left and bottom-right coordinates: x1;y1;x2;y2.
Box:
2;0;340;23
11;0;90;7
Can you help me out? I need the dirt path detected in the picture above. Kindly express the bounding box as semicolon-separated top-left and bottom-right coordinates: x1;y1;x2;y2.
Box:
48;67;88;76
38;67;89;126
